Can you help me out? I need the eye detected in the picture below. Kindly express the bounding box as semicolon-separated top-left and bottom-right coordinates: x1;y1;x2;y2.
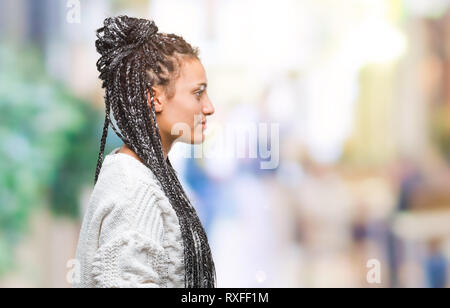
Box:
195;90;204;99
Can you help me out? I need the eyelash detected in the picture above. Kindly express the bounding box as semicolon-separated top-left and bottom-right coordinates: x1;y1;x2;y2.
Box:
195;91;204;99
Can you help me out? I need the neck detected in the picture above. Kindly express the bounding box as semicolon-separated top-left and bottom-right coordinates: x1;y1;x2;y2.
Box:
159;132;174;161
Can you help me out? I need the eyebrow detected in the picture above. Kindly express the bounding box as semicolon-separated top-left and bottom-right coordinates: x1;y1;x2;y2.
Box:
196;83;207;89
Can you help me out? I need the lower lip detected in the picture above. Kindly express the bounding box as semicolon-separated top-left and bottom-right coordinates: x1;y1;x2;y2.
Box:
202;123;206;130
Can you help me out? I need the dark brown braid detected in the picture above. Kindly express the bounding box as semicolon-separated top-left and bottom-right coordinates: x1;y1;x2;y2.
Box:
94;15;216;288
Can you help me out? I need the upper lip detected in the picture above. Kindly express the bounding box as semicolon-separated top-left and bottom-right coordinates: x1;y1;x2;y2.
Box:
201;119;207;125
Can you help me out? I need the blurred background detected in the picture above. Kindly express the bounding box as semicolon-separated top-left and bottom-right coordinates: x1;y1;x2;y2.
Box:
1;0;450;288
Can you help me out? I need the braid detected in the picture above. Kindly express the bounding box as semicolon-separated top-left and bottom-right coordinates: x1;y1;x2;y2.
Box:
93;15;216;288
94;94;110;184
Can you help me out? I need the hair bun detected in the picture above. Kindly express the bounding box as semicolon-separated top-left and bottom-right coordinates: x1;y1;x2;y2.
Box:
96;15;158;56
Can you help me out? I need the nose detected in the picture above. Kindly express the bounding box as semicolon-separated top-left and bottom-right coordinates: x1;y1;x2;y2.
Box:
202;95;215;116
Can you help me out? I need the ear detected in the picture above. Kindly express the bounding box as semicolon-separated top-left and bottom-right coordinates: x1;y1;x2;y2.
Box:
147;87;163;113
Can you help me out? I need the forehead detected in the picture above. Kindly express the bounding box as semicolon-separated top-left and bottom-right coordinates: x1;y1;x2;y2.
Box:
176;58;206;88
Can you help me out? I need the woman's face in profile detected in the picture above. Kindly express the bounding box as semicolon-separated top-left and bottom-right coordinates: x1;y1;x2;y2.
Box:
151;58;215;145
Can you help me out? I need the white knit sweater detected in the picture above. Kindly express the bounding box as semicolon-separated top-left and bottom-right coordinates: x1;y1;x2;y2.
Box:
73;147;185;288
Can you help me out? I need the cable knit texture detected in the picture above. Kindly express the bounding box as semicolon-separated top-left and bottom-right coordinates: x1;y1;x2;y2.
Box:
73;147;185;288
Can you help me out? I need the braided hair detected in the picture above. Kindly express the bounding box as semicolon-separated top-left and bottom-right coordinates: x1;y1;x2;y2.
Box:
94;15;216;288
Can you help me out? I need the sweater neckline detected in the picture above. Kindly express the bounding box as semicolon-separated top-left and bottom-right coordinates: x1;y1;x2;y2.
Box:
104;146;157;181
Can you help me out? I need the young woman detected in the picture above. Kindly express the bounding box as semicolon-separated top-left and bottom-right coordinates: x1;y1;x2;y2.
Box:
74;15;216;288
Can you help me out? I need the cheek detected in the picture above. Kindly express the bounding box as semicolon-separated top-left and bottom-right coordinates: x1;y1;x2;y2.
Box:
179;100;202;127
164;98;201;137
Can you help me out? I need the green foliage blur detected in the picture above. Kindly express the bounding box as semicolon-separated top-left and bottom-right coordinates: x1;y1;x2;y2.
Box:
0;42;103;275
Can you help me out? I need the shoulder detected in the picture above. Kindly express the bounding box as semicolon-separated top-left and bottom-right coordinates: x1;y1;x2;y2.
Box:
100;150;175;215
99;149;164;195
92;150;171;246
